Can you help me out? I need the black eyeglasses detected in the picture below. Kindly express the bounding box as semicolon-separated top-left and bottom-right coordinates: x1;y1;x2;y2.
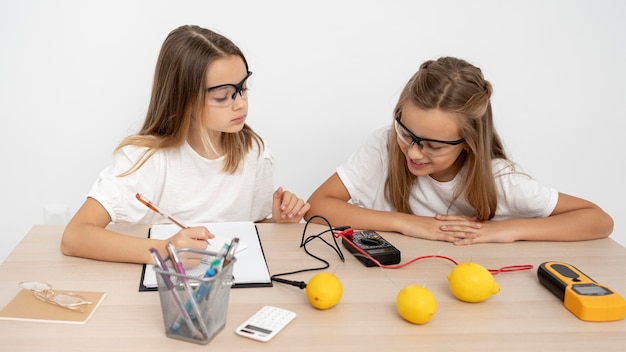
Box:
394;117;465;156
205;71;252;107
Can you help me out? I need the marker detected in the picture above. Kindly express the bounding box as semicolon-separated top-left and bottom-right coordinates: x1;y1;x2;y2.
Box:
136;193;210;245
149;248;203;339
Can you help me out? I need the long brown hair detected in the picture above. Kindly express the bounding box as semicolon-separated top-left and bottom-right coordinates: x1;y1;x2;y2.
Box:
117;25;262;176
385;57;507;220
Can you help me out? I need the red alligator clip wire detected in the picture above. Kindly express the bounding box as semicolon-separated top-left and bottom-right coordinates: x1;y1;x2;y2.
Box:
332;226;354;241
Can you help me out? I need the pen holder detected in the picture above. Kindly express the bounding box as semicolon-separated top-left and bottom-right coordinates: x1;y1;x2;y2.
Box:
154;248;236;345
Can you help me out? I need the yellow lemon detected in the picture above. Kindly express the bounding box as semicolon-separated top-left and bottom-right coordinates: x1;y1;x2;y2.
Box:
447;262;500;303
306;272;343;310
396;285;437;324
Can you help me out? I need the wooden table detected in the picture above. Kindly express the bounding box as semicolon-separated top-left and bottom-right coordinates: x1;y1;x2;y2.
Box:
1;223;625;351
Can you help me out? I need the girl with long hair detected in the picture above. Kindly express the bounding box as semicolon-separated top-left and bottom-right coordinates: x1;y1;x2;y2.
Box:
306;57;612;245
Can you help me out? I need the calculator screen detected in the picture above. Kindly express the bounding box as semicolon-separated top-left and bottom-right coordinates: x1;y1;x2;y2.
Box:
244;324;272;335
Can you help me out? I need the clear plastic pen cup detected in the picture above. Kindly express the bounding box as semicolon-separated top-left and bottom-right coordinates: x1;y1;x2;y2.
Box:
153;248;236;345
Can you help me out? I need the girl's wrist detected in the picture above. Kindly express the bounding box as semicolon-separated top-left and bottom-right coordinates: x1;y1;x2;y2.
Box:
391;212;412;236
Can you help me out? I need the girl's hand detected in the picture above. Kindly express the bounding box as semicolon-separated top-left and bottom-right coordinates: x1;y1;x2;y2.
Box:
435;214;482;243
167;226;214;266
401;214;482;242
444;219;518;246
272;187;311;223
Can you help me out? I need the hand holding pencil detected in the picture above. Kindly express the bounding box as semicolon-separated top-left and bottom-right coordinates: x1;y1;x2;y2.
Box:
136;193;214;263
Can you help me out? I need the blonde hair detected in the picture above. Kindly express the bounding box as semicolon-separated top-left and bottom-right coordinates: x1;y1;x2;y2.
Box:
117;25;262;176
385;57;507;220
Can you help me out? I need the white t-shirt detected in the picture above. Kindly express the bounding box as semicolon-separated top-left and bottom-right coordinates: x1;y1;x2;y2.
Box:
337;127;559;220
88;140;274;224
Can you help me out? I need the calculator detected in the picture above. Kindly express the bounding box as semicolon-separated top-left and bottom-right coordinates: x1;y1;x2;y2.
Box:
235;306;296;342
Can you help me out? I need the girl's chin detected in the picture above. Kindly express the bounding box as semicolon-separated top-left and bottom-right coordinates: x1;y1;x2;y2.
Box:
221;124;245;134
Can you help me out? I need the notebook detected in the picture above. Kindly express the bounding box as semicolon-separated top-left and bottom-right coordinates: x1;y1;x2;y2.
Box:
139;221;272;291
0;289;106;324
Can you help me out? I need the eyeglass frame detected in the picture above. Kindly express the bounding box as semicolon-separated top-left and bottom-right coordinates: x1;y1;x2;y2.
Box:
394;117;465;152
205;71;252;106
19;281;93;312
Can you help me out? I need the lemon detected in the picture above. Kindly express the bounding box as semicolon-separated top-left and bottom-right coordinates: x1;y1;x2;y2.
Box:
396;285;437;324
306;272;343;310
447;262;500;302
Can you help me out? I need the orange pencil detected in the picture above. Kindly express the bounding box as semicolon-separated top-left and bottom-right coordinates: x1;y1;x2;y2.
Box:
136;193;211;245
136;193;189;229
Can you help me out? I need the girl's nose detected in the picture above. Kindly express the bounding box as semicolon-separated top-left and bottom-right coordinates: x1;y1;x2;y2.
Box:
407;142;426;159
231;93;247;110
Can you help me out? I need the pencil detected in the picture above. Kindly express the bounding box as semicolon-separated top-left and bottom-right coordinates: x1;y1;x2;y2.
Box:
136;193;189;229
136;193;211;245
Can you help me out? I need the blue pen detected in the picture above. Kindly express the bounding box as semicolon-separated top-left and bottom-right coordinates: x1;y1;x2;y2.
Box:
216;242;229;260
193;267;217;303
212;243;229;272
200;259;226;302
149;248;203;339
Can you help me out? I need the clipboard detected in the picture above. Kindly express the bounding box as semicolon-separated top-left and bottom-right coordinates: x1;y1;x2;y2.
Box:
139;221;273;291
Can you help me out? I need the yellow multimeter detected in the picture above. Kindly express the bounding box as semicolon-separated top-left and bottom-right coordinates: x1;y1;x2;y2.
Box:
537;261;626;322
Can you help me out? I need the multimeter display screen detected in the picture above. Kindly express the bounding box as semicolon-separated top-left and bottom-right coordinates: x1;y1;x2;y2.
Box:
572;284;612;296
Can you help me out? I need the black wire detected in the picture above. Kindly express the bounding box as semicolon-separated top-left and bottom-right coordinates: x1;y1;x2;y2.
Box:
300;215;345;261
270;215;346;287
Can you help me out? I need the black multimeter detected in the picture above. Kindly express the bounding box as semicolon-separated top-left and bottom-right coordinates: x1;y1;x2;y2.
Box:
537;261;626;322
341;230;401;267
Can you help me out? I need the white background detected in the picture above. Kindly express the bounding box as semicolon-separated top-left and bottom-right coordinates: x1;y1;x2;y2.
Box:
1;0;624;264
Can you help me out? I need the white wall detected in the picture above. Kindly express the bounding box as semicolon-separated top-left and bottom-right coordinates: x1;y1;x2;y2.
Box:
1;0;624;264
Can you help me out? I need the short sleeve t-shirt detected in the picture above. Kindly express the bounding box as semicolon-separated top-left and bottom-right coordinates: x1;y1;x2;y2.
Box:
337;127;559;220
87;141;274;224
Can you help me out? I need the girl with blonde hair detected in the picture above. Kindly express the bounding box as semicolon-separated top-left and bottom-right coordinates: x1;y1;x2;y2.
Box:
62;25;309;263
306;57;612;245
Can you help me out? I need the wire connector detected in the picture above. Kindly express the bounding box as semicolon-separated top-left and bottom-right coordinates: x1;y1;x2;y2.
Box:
333;226;353;240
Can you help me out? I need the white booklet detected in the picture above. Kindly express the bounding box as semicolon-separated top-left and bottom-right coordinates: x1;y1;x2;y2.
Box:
139;221;272;290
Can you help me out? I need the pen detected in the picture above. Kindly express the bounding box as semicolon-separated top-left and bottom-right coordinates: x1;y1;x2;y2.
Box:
217;242;229;260
194;267;216;303
166;242;188;278
167;243;209;337
136;193;210;245
199;249;227;302
209;243;229;272
149;248;203;340
223;237;239;267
